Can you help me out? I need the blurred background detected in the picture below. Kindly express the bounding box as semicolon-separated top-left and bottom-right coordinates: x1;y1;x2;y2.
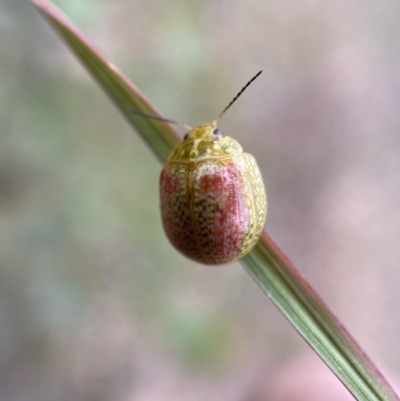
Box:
2;0;400;400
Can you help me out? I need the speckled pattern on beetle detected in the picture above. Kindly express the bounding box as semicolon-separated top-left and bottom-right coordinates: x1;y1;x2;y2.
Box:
160;124;267;265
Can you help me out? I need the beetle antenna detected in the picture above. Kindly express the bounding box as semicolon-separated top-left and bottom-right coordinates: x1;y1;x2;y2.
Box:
131;110;192;131
212;70;263;127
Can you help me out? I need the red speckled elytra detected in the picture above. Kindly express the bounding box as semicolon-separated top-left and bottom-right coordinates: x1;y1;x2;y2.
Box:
133;71;267;265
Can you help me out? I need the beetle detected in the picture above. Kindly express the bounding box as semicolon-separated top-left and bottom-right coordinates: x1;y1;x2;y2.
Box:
132;71;267;265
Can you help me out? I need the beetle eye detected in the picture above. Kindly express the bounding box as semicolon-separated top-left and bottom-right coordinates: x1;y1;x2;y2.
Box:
213;128;223;137
183;133;189;140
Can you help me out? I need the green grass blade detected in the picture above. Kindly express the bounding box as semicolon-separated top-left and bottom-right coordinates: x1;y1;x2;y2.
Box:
30;0;180;163
30;1;399;400
243;234;398;401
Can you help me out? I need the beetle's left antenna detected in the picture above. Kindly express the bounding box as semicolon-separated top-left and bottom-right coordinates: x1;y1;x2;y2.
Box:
212;70;263;127
131;110;192;131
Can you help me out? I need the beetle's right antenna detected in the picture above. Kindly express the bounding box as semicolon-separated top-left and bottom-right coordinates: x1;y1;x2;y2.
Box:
131;110;193;131
212;70;263;127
